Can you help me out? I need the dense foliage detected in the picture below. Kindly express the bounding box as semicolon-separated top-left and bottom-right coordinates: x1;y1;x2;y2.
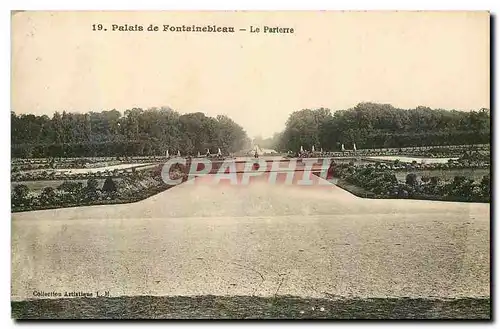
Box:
278;103;490;151
11;108;251;158
12;102;490;157
10;166;186;212
331;162;490;202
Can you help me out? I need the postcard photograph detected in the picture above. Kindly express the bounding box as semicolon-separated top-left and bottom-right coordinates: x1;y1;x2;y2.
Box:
10;11;490;319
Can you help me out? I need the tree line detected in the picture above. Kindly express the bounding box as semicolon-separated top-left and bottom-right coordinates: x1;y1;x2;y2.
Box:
11;102;490;158
333;163;490;203
11;107;251;158
276;103;490;152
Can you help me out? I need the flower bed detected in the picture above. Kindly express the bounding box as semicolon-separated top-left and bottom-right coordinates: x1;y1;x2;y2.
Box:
11;166;187;212
327;163;490;203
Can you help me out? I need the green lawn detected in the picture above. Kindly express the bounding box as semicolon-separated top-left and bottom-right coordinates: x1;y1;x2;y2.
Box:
11;296;490;319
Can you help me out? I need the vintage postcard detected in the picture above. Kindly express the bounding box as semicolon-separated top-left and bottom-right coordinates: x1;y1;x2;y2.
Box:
10;11;490;319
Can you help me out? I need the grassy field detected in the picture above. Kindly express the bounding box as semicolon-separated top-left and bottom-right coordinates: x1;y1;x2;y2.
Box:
11;296;490;319
334;179;378;198
11;179;123;192
330;177;489;203
395;168;490;181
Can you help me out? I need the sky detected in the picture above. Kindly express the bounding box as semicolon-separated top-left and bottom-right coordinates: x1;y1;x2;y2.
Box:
11;11;490;138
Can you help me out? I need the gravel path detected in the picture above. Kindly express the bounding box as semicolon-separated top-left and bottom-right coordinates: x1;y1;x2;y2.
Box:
12;174;490;304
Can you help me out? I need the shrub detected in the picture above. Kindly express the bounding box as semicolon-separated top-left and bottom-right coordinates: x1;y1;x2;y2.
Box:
430;176;441;186
84;178;99;200
13;184;30;200
453;175;467;185
405;173;417;186
87;178;99;191
12;184;30;205
480;175;490;198
102;177;117;194
57;181;83;194
39;187;57;205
